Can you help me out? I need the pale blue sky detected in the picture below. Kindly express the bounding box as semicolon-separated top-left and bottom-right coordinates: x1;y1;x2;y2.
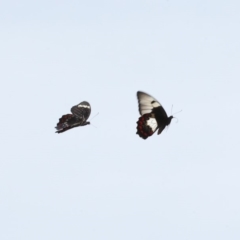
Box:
1;0;240;239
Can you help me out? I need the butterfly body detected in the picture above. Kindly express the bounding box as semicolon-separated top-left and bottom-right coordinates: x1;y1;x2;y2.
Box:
136;91;173;139
55;101;91;134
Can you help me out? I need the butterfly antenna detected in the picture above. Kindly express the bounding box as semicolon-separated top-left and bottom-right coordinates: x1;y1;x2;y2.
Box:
89;112;99;128
173;109;182;115
172;110;182;123
89;112;99;122
90;123;97;128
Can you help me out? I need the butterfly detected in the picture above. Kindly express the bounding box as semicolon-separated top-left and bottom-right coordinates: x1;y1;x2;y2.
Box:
55;101;91;133
136;91;173;139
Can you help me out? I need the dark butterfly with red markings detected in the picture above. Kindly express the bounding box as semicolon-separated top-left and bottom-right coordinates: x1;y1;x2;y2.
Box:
55;101;91;133
136;91;173;139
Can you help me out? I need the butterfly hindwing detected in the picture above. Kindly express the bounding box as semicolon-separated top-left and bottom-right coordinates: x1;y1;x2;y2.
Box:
136;113;158;139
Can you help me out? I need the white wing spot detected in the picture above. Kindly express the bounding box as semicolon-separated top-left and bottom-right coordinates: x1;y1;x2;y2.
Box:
78;104;90;108
146;118;158;132
152;101;160;108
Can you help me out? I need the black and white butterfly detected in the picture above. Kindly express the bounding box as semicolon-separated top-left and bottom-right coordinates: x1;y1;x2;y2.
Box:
55;101;91;133
136;91;173;139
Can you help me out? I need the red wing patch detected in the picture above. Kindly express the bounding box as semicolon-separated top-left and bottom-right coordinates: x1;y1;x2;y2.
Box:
55;114;73;133
56;114;72;127
136;113;158;139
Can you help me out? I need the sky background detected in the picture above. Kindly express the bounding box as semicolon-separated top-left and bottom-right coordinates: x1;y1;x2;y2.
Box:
1;0;240;239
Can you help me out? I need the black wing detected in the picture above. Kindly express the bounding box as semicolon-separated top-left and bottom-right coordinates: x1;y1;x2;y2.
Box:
71;101;91;123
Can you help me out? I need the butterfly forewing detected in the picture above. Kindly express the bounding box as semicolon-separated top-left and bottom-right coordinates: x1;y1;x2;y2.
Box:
71;101;91;122
137;91;161;115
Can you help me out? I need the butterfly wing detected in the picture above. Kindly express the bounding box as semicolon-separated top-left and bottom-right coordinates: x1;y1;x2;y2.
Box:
137;91;167;117
136;113;159;139
71;101;91;124
55;114;80;133
136;91;170;139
